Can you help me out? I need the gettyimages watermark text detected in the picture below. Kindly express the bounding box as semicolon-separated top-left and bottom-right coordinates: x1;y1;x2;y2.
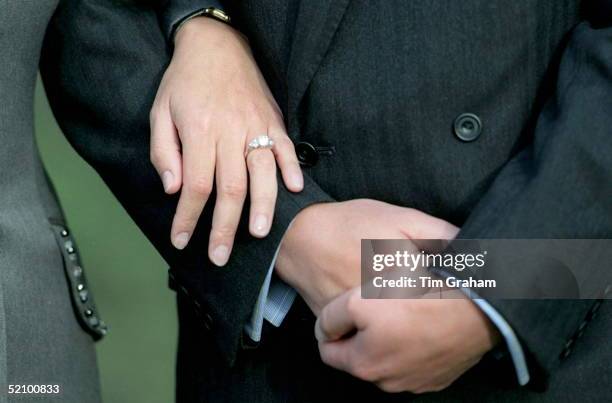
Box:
361;239;612;299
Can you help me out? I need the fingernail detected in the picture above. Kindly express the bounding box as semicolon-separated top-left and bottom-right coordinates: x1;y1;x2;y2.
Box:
291;171;304;190
252;214;269;236
173;232;190;250
162;170;174;193
211;245;229;266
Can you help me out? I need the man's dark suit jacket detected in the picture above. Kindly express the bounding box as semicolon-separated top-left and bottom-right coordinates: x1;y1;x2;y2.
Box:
40;0;611;401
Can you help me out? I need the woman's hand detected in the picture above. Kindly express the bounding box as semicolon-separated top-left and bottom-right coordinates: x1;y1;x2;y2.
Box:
150;17;303;266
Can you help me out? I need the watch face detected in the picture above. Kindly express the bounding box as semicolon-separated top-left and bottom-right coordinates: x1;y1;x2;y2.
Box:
206;7;231;24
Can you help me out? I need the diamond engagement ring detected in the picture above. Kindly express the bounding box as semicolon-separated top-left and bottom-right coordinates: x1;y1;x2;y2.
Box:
246;135;275;155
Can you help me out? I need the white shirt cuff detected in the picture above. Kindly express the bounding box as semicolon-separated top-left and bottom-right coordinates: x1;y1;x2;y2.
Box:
466;296;531;386
244;233;296;342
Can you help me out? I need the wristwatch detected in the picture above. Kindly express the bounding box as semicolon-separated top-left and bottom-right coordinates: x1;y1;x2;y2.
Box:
201;7;231;24
173;6;232;41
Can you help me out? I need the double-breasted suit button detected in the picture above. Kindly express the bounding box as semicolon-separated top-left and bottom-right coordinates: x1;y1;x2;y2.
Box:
454;113;482;142
296;142;319;167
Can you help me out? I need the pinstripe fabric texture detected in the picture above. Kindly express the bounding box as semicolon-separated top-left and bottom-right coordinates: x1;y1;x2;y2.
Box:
40;1;612;402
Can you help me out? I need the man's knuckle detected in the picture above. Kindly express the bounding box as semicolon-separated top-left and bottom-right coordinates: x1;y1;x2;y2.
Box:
377;380;402;393
318;309;332;339
352;361;378;382
345;292;362;319
411;386;430;394
428;380;453;393
319;349;334;366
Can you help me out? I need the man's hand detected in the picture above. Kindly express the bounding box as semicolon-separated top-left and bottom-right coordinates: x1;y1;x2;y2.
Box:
150;17;303;264
275;199;459;315
315;287;501;393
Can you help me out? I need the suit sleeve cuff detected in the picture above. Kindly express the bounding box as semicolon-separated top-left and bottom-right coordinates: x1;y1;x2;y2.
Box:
470;298;531;386
431;267;530;385
245;222;297;342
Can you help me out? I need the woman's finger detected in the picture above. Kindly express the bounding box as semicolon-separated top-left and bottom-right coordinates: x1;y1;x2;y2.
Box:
149;101;183;194
208;138;248;266
246;146;277;238
171;131;216;250
269;125;303;192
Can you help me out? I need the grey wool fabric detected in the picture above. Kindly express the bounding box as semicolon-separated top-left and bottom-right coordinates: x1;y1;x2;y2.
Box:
0;1;100;402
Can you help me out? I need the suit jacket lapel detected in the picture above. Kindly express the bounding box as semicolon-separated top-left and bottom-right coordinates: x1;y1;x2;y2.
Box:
287;0;351;131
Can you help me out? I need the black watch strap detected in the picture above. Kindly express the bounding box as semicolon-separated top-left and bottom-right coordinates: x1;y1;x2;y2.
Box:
158;0;225;43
